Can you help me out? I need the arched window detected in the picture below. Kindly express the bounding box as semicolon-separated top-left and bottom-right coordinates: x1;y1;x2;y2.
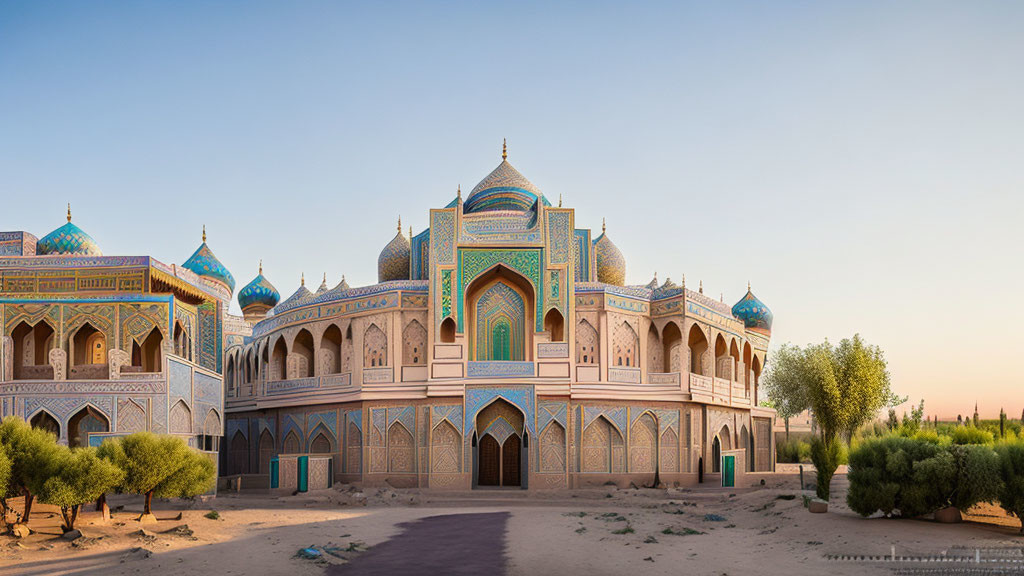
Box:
439;317;456;343
687;325;709;375
68;406;110;448
402;320;427;365
173;321;190;360
342;324;354;372
130;328;163;372
320;325;343;375
576;319;599;364
662;322;682;373
30;411;60;438
613;321;638;367
646;324;662;372
544;308;564;342
292;329;314;378
11;321;55;380
270;337;287;381
71;323;107;379
714;334;730;379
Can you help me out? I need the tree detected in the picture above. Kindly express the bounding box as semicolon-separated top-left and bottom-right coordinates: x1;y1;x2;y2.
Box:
995;442;1024;534
0;444;10;529
98;433;215;515
761;334;900;500
38;447;123;531
1000;409;1007;439
0;417;61;522
886;409;899;431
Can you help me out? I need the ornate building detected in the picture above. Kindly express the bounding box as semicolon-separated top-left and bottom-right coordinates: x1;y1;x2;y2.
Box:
221;144;777;489
0;208;230;454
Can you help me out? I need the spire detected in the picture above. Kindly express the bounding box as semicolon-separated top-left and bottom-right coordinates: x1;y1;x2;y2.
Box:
301;273;305;287
558;193;563;207
202;225;207;244
748;280;752;292
259;259;263;275
457;184;462;202
66;203;72;223
409;225;412;239
602;218;606;234
323;272;327;283
397;216;402;233
699;280;703;294
502;138;507;161
681;273;686;290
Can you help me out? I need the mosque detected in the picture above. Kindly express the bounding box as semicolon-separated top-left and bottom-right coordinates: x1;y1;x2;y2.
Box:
0;143;776;489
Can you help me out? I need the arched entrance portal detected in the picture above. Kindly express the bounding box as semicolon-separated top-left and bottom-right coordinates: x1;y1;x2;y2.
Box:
466;265;535;362
473;398;527;488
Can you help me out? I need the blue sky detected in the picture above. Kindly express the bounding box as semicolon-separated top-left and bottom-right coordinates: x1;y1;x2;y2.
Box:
1;1;1021;417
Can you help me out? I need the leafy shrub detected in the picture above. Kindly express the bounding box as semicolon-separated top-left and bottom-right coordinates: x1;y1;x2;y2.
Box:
951;426;994;445
39;447;123;530
912;444;1001;511
847;436;943;517
776;438;812;463
0;416;61;522
995;442;1024;534
810;437;842;500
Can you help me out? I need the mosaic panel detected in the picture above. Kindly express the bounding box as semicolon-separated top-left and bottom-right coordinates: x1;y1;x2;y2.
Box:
387;405;415;436
464;386;535;436
168;358;192;401
431;405;464;431
429;210;456;265
583;405;627;437
457;248;543;332
546;211;572;265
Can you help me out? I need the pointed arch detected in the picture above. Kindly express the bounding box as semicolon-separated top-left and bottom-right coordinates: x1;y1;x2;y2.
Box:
229;430;249;475
168;399;192;434
204;409;222;436
131;327;163;372
68;405;110;448
539;420;566;473
387;422;414;473
646;324;662;372
582;415;625;473
402;320;427;366
320;324;343;375
29;409;60;438
544;308;564;342
660;427;679;473
465;264;535;362
431;419;462;474
173;320;191;360
662;321;682;373
630;412;658;473
740;425;753;472
12;320;56;380
118;400;147;433
346;421;362;474
292;329;314;378
687;324;709;375
270;336;287;380
309;428;334;454
283;430;301;454
439;317;456;343
258;429;275;474
363;323;387;368
576;318;599;364
613;321;638;367
71;322;107;378
729;338;741;381
714;334;730;379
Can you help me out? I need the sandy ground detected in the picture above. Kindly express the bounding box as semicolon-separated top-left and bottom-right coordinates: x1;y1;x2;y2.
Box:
1;466;1022;576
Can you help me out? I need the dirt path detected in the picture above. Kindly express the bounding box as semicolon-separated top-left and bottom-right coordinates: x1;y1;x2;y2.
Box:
327;512;509;576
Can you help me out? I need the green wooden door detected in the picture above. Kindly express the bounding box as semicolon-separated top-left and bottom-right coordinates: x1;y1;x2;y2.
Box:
270;458;279;489
492;321;511;361
298;456;309;492
722;455;735;487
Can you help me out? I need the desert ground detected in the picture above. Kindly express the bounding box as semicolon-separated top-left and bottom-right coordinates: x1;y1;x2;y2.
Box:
2;465;1022;576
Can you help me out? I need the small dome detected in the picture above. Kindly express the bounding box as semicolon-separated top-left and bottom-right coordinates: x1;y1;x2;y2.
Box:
37;206;102;256
463;141;550;213
182;227;235;292
238;263;280;313
378;218;411;282
732;285;773;334
593;220;626;286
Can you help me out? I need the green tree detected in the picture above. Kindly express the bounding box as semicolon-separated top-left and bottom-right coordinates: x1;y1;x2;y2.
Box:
38;447;123;531
762;335;901;499
886;409;900;431
1000;409;1007;439
810;437;842;500
98;433;215;515
0;416;61;522
0;444;11;528
995;442;1024;534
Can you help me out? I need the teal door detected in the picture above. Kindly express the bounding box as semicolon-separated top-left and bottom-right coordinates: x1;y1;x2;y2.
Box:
492;321;510;360
298;456;309;492
270;458;279;489
722;455;735;487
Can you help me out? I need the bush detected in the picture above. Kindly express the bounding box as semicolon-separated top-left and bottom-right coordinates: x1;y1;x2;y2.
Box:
913;444;1001;512
995;442;1024;534
776;438;812;464
847;436;944;517
951;426;994;445
810;436;842;500
0;416;61;522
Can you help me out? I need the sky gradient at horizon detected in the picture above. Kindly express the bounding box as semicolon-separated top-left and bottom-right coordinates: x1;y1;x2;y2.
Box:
1;2;1021;418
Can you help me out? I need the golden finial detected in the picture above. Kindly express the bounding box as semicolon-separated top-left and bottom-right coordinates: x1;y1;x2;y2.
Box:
301;273;305;287
457;184;462;201
558;193;562;207
681;274;686;289
409;225;412;239
259;259;263;275
202;225;207;243
602;218;606;234
323;272;327;283
699;280;703;294
720;293;724;302
502;138;507;160
748;280;751;292
66;203;72;223
397;216;402;232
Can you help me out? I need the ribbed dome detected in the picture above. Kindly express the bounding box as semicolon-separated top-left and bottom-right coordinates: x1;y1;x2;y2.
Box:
378;219;411;282
593;220;626;286
37;207;102;256
182;228;235;292
464;143;549;213
732;285;773;334
238;264;280;313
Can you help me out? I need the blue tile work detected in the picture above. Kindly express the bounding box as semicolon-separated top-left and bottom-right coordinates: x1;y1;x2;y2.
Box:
183;242;235;292
584;406;627;437
36;221;102;256
227;418;248;440
464;386;535;437
463;160;550;213
410;229;431;280
238;271;280;311
387;406;416;433
168;358;192;402
431;405;464;431
308;410;337;436
466;361;534;378
573;229;592;282
378;225;411;282
538;400;568;434
732;287;773;334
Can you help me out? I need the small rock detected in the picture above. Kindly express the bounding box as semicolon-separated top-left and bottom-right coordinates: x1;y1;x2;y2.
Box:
164;524;195;539
808;499;828;514
61;529;83;541
11;524;30;538
120;547;153;563
137;513;158;524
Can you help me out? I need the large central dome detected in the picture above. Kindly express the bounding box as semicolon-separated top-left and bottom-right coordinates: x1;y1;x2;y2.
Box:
464;143;549;213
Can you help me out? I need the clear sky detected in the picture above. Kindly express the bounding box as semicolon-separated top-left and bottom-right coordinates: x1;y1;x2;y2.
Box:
1;2;1021;418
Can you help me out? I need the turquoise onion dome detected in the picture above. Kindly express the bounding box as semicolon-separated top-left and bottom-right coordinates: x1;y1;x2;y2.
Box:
732;283;773;335
463;140;550;213
37;205;102;256
377;217;411;282
593;219;626;286
238;261;280;312
182;226;235;292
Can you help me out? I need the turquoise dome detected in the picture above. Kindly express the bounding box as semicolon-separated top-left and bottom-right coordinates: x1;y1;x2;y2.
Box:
593;220;625;286
464;144;549;213
37;210;102;256
183;229;235;292
238;267;280;312
732;286;773;334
